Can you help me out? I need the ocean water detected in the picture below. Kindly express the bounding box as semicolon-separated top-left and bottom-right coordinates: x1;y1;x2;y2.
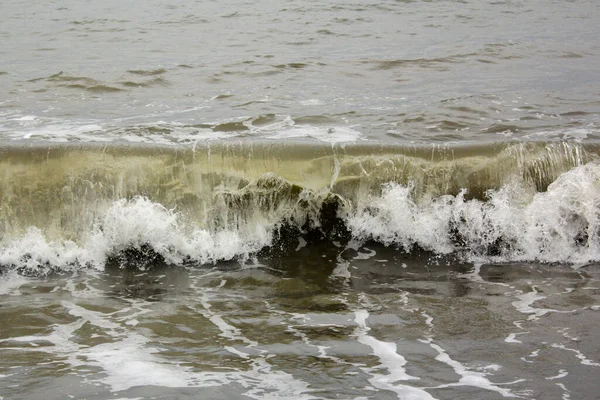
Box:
1;0;600;399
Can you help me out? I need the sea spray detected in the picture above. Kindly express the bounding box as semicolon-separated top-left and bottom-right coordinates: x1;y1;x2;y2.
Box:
1;141;599;273
349;163;600;263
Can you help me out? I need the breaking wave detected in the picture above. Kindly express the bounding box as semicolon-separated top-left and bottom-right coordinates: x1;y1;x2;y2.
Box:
1;140;599;274
349;162;600;263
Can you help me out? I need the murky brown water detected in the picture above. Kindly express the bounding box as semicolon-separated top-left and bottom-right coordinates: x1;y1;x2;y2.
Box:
2;0;600;398
1;0;599;144
1;244;599;399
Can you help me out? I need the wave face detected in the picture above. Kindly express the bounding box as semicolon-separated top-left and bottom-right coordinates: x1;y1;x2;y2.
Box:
0;141;598;273
349;163;600;263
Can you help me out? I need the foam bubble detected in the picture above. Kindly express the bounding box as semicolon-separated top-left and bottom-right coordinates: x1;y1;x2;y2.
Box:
1;113;363;144
348;162;600;263
1;197;273;274
354;310;436;400
2;162;600;274
262;125;362;143
423;338;522;397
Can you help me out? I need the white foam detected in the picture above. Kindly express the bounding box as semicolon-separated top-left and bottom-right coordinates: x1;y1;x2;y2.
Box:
112;398;144;400
422;339;522;397
353;248;377;260
16;296;226;392
551;344;600;367
0;227;92;274
504;333;525;343
2;292;318;397
331;260;352;279
264;306;349;365
1;111;362;144
546;369;568;380
348;182;456;254
295;237;307;251
354;310;436;400
82;335;196;391
504;332;529;343
192;285;318;399
15;115;37;121
421;312;434;330
0;271;30;295
298;99;325;106
3;163;600;273
3;118;106;142
348;162;600;263
58;300;236;392
0;318;85;354
521;349;540;363
262;125;362;143
557;327;580;342
522;126;597;142
511;290;551;320
555;382;571;400
0;197;273;273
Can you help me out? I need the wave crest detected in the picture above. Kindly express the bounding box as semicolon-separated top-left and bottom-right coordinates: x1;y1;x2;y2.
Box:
349;163;600;263
1;142;600;274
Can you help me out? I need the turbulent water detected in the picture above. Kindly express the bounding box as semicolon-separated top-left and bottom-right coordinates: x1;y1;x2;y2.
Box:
1;0;600;399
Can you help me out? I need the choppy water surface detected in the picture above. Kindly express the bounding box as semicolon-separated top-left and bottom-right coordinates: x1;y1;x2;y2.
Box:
1;0;599;144
1;252;599;399
2;0;600;399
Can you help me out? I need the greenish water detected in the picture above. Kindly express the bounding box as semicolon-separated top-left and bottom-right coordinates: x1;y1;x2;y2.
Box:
2;0;600;398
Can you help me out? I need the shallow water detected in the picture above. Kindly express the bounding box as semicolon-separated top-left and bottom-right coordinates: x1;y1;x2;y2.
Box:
1;244;599;399
2;0;600;398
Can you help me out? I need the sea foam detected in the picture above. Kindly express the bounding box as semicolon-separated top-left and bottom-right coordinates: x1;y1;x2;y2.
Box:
1;159;600;274
348;162;600;263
